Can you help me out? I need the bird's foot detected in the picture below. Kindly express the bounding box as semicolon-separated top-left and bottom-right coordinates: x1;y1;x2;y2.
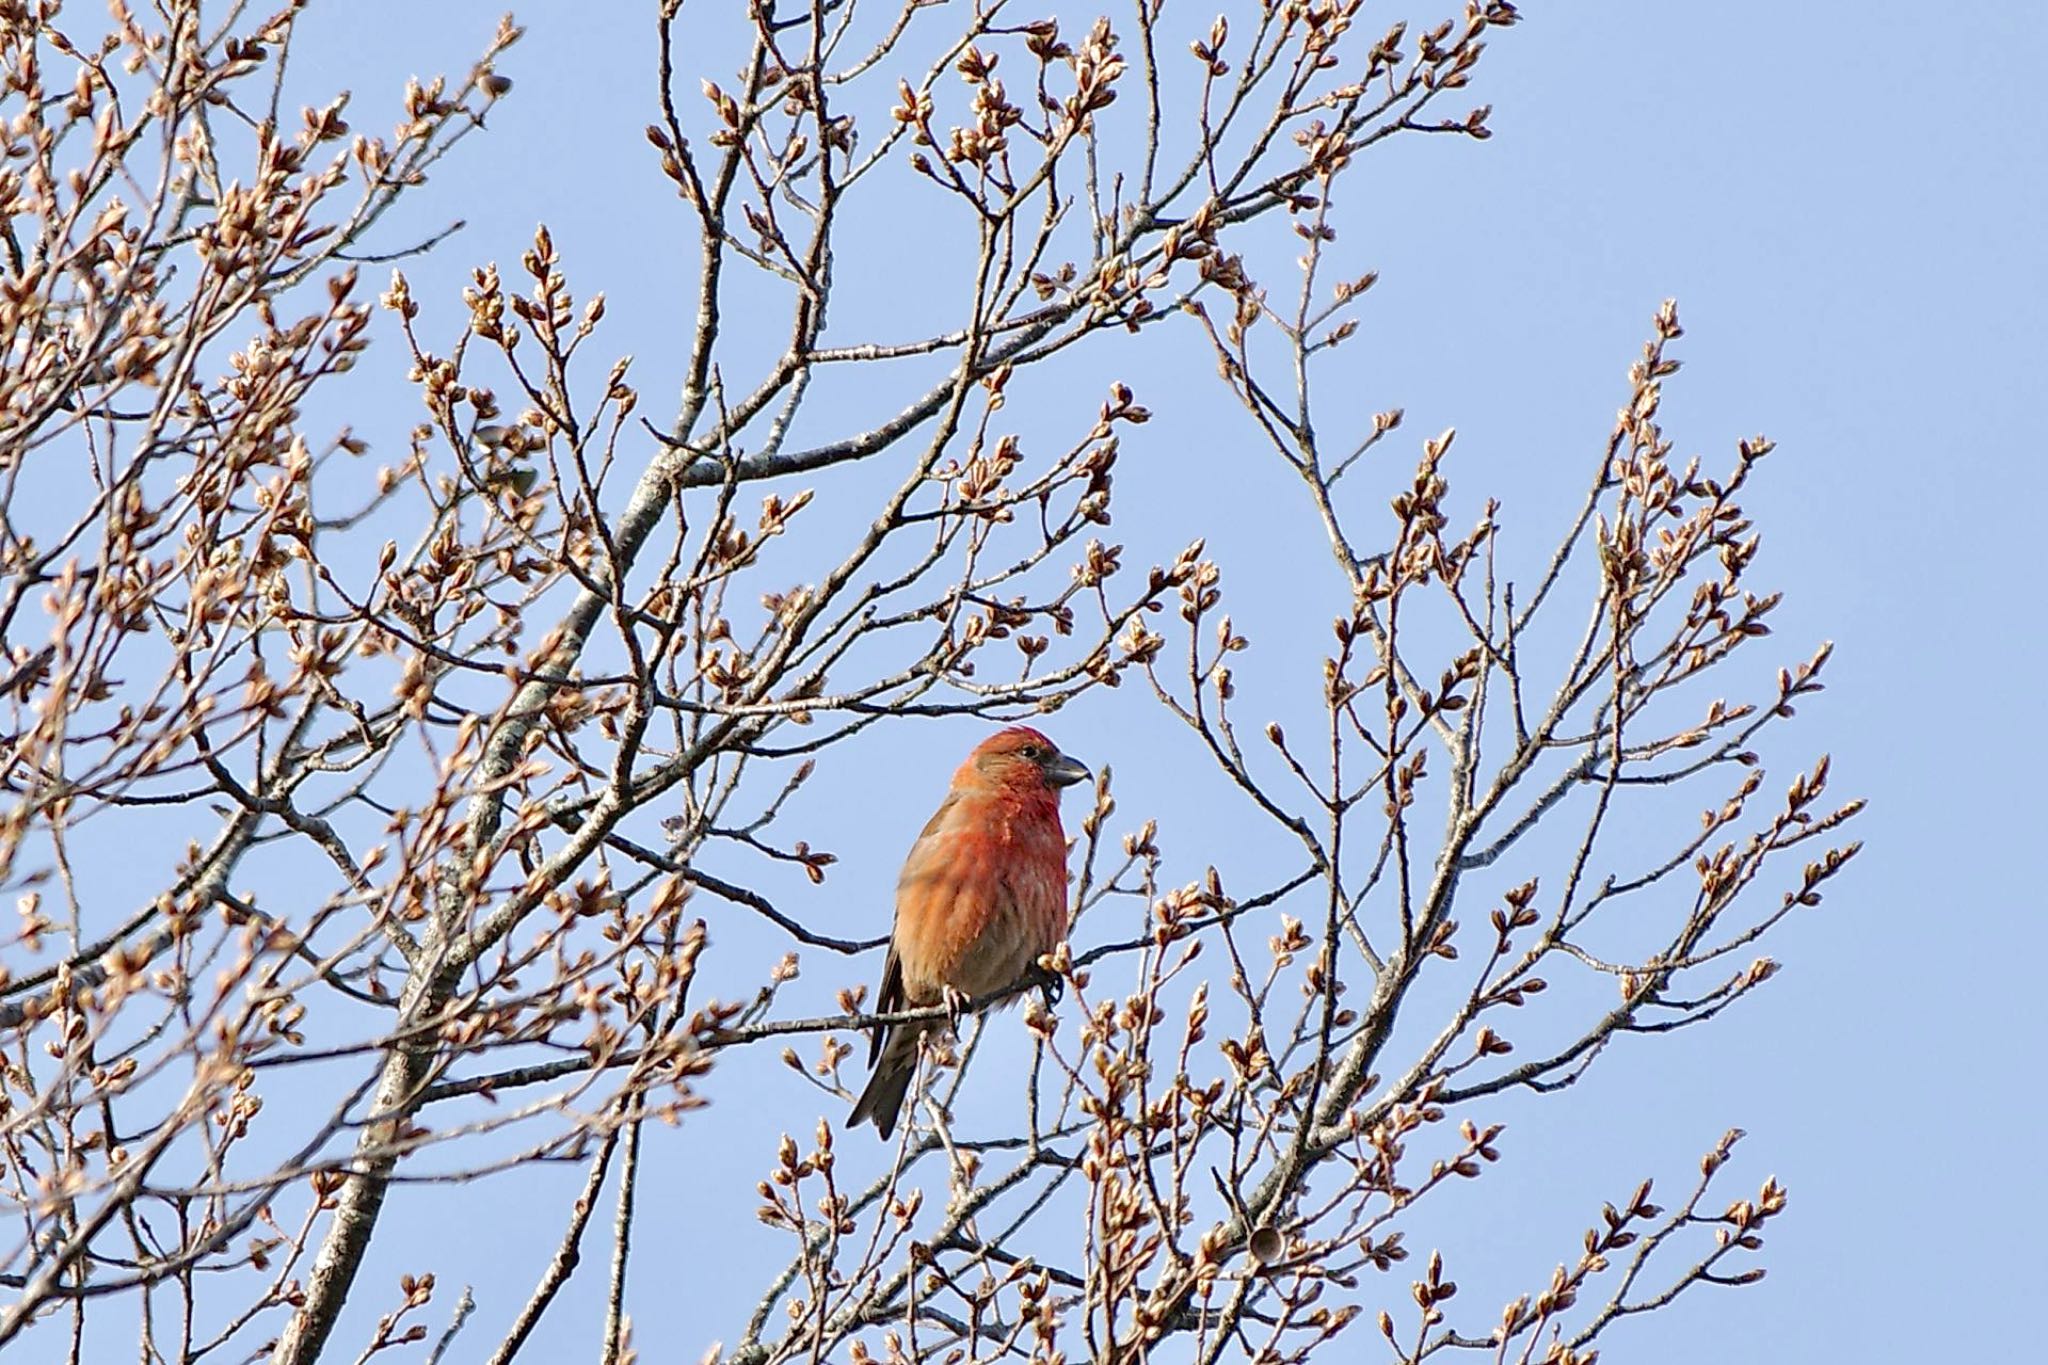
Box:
940;983;972;1033
1032;964;1065;1010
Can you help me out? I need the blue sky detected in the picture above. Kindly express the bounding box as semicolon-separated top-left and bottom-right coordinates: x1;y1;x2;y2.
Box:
53;1;2042;1359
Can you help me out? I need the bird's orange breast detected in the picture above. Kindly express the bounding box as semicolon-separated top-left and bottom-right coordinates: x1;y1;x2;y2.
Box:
891;794;1069;1002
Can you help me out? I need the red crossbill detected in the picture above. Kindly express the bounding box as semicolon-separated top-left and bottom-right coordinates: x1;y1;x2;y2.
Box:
847;726;1090;1138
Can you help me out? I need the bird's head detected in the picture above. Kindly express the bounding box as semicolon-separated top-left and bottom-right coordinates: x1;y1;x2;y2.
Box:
965;726;1092;795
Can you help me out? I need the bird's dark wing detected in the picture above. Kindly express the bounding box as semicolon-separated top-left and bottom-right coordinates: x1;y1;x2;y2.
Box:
868;941;903;1064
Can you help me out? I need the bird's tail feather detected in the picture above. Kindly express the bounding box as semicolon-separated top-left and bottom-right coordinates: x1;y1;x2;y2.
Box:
848;1028;920;1139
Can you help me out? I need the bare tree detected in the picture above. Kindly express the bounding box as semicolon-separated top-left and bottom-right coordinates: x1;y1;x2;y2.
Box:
0;2;1860;1363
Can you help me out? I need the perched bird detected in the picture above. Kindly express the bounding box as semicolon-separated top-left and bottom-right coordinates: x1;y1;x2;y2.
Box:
848;726;1091;1138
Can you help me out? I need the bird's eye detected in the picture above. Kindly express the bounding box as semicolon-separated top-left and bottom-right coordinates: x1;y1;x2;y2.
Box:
1019;744;1042;760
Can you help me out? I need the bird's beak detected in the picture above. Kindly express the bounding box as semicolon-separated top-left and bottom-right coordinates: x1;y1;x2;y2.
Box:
1043;753;1092;788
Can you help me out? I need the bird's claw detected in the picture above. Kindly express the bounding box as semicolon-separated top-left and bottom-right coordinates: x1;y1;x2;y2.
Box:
1033;965;1064;1010
941;984;971;1032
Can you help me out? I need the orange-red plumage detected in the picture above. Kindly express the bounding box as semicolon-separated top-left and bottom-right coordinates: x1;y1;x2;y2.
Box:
848;726;1090;1138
